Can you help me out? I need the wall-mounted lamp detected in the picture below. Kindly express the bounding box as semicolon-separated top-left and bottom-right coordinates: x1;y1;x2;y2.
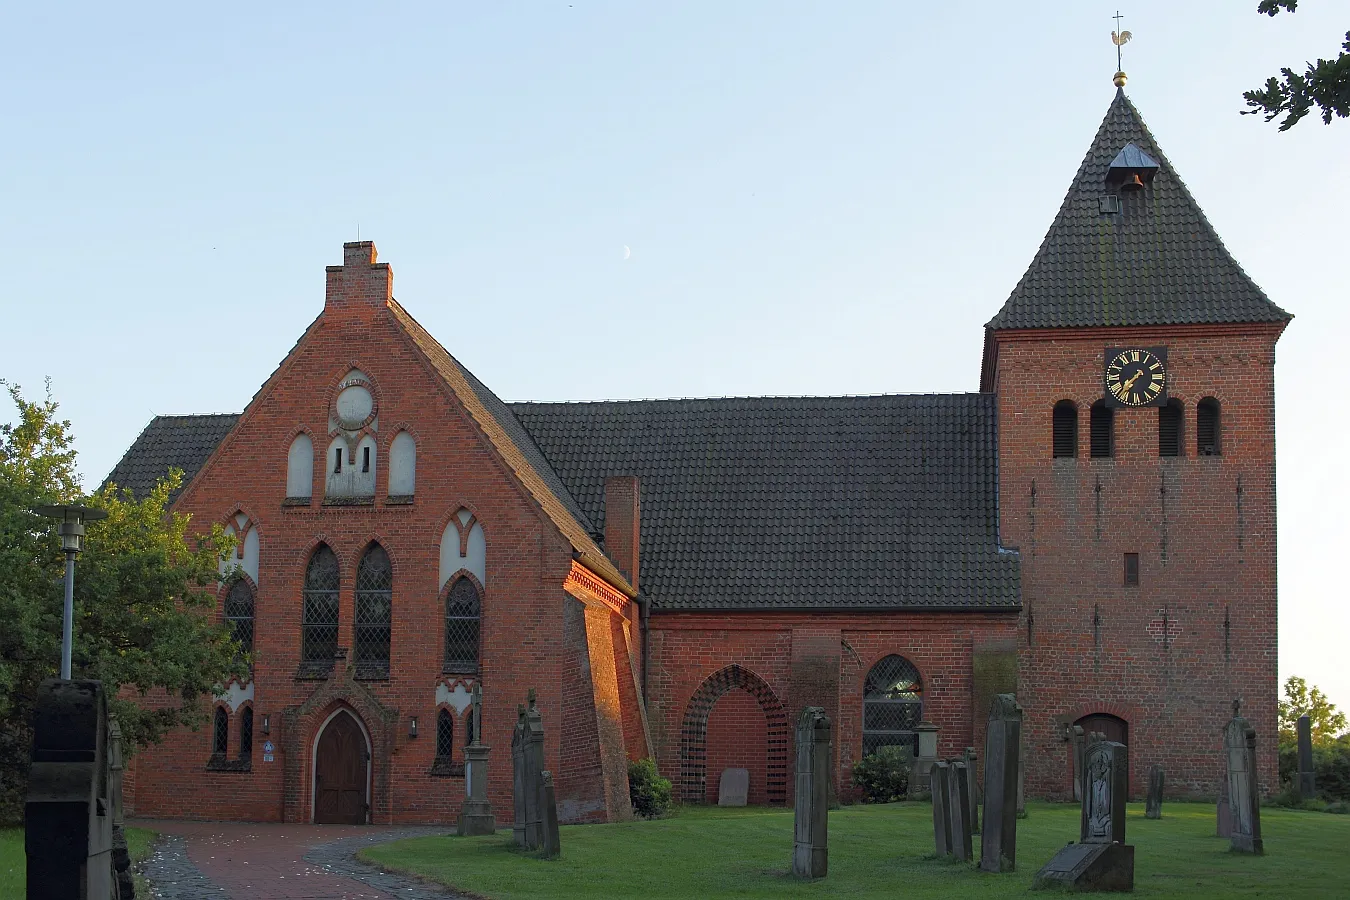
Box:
261;714;270;736
409;716;418;739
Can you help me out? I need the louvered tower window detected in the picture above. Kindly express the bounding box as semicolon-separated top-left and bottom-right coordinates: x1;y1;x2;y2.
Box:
436;708;454;760
862;655;924;756
212;707;229;755
1158;399;1183;457
444;576;481;673
1197;398;1221;456
1053;400;1079;458
224;578;255;657
301;544;340;672
355;544;393;677
1090;401;1114;459
239;706;254;758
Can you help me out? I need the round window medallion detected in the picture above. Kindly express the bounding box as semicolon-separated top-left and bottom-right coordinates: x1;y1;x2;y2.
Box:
336;384;374;429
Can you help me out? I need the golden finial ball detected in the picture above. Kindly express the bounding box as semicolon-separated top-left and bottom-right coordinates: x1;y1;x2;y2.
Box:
1113;71;1128;88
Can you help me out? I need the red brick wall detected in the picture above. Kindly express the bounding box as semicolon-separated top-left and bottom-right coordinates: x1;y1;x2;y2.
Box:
703;689;768;804
992;323;1284;799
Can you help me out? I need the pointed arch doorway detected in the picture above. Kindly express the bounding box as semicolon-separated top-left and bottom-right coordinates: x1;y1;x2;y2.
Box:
313;709;370;824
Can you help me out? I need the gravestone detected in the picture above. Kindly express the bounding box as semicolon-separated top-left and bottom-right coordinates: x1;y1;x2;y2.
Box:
459;684;497;836
948;760;974;862
931;760;952;858
109;717;135;899
540;770;561;859
1145;764;1164;819
792;707;830;879
523;689;547;851
1224;700;1263;854
1070;725;1086;802
980;693;1023;873
718;768;749;807
25;679;114;900
1017;735;1027;816
1216;767;1232;838
1296;714;1316;800
1034;736;1134;892
963;747;981;835
511;703;527;847
912;721;939;796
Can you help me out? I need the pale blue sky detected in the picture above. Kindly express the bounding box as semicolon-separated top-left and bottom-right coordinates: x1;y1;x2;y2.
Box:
3;2;1347;709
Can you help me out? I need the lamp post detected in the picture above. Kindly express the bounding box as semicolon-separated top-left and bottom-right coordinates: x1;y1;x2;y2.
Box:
33;504;107;680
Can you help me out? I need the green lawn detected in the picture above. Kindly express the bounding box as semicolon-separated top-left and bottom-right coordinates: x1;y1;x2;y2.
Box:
361;802;1350;899
1;826;157;896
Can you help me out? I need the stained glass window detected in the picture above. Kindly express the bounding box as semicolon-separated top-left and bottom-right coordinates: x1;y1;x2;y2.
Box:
355;544;392;676
862;655;923;757
444;577;481;673
302;544;339;670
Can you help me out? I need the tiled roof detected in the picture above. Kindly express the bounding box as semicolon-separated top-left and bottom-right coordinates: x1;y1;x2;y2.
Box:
101;414;241;505
986;89;1291;330
510;393;1020;611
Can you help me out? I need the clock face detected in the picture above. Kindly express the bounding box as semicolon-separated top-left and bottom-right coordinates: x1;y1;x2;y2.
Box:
1104;347;1168;407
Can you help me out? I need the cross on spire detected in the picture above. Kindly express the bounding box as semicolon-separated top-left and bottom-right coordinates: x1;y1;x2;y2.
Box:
1111;12;1133;87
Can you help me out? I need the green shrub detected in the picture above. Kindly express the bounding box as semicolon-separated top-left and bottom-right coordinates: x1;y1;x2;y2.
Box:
851;746;911;803
628;758;673;819
1277;735;1350;802
1324;800;1349;814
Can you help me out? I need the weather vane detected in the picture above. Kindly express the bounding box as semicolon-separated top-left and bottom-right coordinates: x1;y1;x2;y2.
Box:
1111;11;1132;87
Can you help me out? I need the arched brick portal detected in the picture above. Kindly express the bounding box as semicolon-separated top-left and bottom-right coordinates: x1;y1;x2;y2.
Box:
679;665;788;804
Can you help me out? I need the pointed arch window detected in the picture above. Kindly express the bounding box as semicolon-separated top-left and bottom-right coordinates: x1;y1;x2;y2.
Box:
1053;400;1079;458
301;545;340;675
224;578;255;657
212;706;229;756
1197;398;1221;456
862;655;923;756
1090;400;1114;459
444;576;481;674
436;708;454;760
355;545;393;678
239;706;254;759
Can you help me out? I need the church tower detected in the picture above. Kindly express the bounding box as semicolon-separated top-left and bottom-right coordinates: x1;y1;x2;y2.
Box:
982;82;1291;798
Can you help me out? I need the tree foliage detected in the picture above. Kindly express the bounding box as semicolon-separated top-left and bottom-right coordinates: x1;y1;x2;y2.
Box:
1243;1;1350;130
0;381;243;822
1278;675;1348;747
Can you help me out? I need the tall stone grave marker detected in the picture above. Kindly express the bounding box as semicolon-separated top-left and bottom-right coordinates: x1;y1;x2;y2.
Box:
963;746;981;835
949;760;974;862
931;760;952;858
540;770;562;859
911;721;939;796
980;693;1023;873
1145;764;1164;819
109;717;135;899
511;703;527;847
1033;736;1134;892
459;684;497;836
1296;714;1316;800
1069;725;1086;802
1216;765;1232;838
1224;700;1263;854
25;679;114;900
523;689;547;851
792;707;830;879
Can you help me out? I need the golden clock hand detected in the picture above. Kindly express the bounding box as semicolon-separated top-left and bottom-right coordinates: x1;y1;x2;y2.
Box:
1121;371;1142;393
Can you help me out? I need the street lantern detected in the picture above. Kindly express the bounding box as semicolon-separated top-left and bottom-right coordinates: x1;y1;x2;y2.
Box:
33;504;108;680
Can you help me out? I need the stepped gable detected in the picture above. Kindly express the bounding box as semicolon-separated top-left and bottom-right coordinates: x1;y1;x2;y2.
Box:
511;392;1020;612
102;413;240;504
986;88;1292;331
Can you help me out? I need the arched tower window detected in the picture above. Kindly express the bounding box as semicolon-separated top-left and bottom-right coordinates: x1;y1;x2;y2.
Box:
1053;400;1078;458
862;655;924;756
1197;398;1221;456
239;705;254;758
1158;399;1183;457
444;576;481;674
1090;400;1114;459
286;434;314;499
301;544;340;673
436;708;454;761
355;544;393;677
212;706;229;756
224;578;255;657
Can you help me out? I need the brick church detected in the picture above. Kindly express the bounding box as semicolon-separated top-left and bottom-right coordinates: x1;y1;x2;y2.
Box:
109;84;1288;824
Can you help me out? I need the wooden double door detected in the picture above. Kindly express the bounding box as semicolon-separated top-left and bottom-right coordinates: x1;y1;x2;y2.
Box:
314;710;368;824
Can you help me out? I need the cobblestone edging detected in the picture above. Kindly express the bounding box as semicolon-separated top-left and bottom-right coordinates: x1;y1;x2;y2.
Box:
141;834;229;898
303;828;468;898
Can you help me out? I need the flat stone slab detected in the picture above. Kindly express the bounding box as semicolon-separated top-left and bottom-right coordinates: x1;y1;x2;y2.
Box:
718;768;749;806
1033;841;1134;892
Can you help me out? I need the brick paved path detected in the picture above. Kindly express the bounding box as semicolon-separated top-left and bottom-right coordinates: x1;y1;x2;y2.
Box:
132;820;467;899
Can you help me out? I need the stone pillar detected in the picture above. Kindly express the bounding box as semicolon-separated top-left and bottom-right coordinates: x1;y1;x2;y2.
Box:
963;746;981;835
459;686;496;836
511;704;527;847
540;771;562;859
25;679;114;900
1224;700;1263;855
1069;725;1086;802
949;760;973;862
1145;764;1164;820
523;690;547;851
980;693;1022;874
912;721;939;796
931;761;952;858
792;707;830;879
109;718;135;899
1296;714;1316;800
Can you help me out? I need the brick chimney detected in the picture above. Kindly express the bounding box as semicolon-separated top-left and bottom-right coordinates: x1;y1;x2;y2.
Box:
325;241;392;320
604;476;640;591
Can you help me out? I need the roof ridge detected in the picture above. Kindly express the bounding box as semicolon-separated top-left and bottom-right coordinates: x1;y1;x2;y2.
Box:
509;391;993;407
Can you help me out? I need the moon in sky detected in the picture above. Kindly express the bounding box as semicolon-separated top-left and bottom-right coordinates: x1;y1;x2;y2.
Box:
623;245;631;260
